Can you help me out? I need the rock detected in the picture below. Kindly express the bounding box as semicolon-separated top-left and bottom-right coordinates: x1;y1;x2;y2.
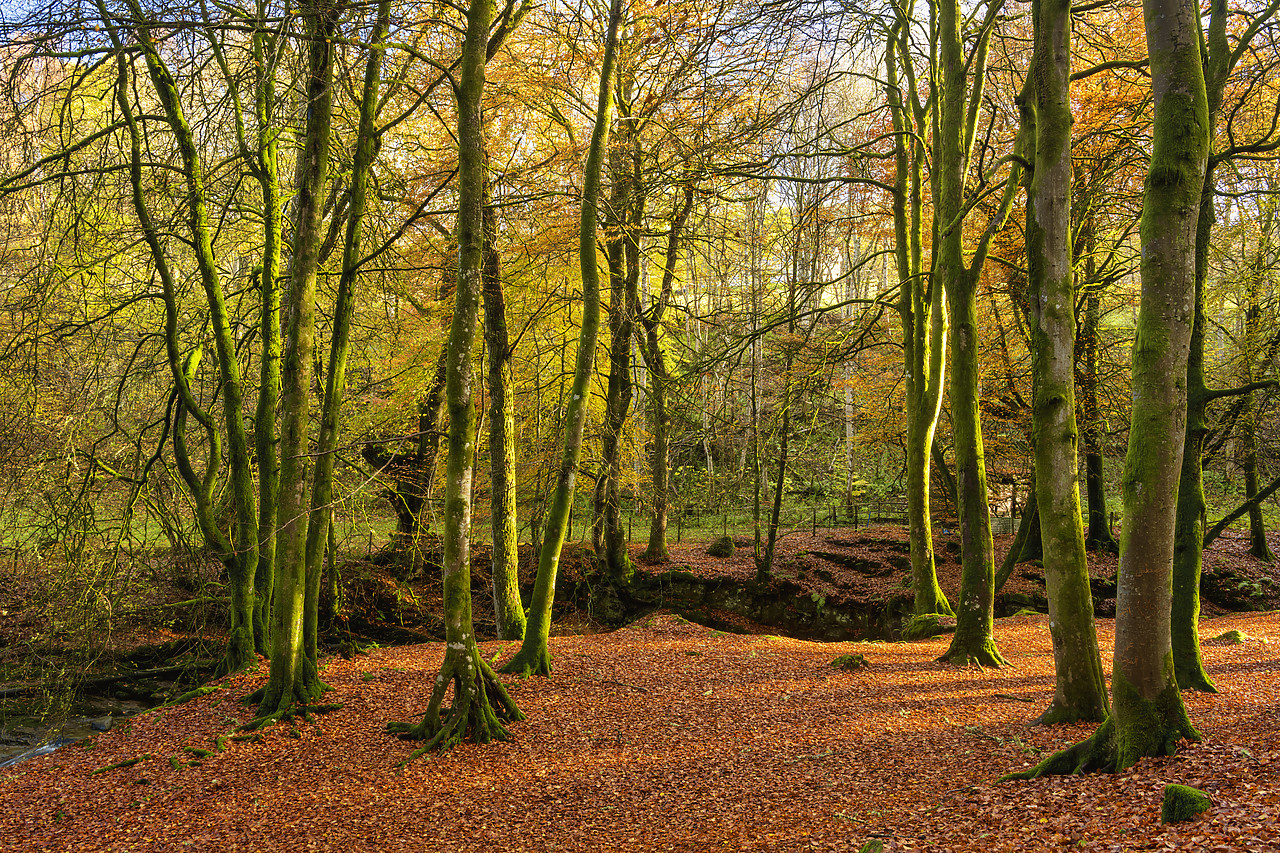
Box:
89;715;113;732
901;613;956;640
1161;784;1212;824
706;536;735;558
831;653;868;672
1208;629;1249;645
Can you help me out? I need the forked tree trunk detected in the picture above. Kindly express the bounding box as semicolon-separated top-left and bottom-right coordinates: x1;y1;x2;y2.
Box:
886;17;952;618
255;0;338;719
301;0;391;665
937;0;1011;667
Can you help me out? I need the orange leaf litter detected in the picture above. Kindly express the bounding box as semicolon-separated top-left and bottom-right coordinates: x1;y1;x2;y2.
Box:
2;611;1278;852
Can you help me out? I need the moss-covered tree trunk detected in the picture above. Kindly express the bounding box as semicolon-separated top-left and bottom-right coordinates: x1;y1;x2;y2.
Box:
106;0;260;674
502;0;623;676
250;8;283;654
1009;0;1206;777
937;0;1012;667
1170;0;1280;690
483;175;526;640
1022;0;1108;722
1105;0;1206;760
635;186;692;563
389;0;523;748
886;17;952;618
301;0;391;665
595;89;639;584
256;0;338;718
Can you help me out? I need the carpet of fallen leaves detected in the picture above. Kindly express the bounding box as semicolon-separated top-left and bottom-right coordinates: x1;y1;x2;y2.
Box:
3;605;1279;852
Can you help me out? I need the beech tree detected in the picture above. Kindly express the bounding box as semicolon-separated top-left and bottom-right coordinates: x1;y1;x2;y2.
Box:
1020;0;1108;723
934;0;1020;667
1010;0;1208;775
387;0;526;750
884;5;952;618
1171;0;1280;693
502;0;625;677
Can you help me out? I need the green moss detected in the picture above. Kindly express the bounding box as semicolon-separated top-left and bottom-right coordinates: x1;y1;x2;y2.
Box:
832;653;868;672
1161;784;1211;823
902;613;953;641
706;535;735;558
1112;663;1200;769
1210;629;1248;644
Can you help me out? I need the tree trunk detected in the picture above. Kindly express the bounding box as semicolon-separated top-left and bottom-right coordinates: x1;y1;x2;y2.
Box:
1022;0;1108;722
389;0;523;750
636;189;692;564
1010;0;1206;775
255;0;338;719
483;173;526;640
501;0;623;676
595;99;639;584
1241;270;1274;562
251;9;283;654
1080;285;1117;552
938;0;1007;667
886;19;952;617
301;0;390;666
108;3;259;674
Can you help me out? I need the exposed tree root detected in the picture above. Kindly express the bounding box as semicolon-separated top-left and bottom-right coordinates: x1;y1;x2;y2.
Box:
1033;699;1108;727
240;655;335;731
389;644;523;762
1002;718;1119;779
1004;679;1202;780
499;643;552;677
940;635;1007;668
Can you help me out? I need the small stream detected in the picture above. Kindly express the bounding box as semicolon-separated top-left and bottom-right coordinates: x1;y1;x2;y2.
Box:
1;695;157;769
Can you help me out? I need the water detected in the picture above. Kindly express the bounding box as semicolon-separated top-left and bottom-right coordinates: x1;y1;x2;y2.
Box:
0;696;151;768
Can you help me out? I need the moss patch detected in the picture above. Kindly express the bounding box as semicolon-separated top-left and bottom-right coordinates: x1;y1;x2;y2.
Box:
706;536;735;558
832;653;869;672
1206;629;1249;645
902;613;955;641
1161;784;1211;823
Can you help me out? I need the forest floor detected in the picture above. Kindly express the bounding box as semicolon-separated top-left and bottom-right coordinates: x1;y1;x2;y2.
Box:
2;609;1279;851
3;526;1280;851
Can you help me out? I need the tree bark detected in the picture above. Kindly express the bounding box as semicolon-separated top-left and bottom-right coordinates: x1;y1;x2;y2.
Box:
301;0;391;665
1009;0;1207;776
256;0;338;718
482;173;526;640
389;0;523;751
938;0;1011;666
1022;0;1108;722
502;0;624;676
886;16;952;617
